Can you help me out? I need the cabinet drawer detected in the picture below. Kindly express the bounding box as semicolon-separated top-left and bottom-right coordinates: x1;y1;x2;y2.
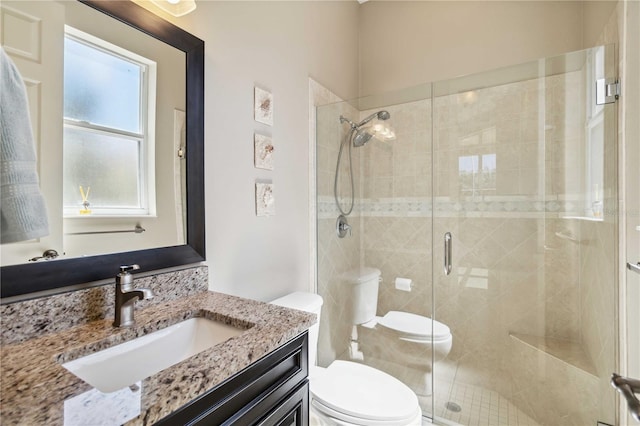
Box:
155;332;308;426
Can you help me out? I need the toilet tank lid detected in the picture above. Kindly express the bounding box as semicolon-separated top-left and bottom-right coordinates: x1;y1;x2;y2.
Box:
340;267;381;284
270;291;323;314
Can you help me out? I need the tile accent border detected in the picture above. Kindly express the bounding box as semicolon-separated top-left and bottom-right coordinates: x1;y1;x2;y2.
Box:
318;195;600;219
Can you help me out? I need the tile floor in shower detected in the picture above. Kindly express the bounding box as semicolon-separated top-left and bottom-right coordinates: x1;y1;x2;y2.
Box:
337;349;538;426
420;381;540;426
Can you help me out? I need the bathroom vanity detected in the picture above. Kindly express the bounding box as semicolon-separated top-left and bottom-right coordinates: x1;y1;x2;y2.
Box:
156;332;308;425
0;282;314;425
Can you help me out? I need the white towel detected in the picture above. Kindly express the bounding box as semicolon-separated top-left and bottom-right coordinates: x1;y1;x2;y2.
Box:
0;46;49;244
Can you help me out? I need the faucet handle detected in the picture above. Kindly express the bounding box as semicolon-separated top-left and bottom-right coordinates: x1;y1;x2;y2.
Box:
119;264;140;273
116;264;140;286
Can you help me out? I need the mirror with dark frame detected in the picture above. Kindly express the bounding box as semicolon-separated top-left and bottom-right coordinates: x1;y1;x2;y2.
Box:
1;0;205;300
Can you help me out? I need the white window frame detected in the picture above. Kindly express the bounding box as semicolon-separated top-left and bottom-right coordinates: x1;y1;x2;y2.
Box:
62;26;157;218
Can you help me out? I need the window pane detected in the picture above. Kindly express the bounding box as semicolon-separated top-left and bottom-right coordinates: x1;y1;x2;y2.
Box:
64;37;141;133
480;153;496;190
458;155;478;193
63;126;141;210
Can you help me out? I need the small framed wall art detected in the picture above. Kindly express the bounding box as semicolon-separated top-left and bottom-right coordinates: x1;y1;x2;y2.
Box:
254;86;273;126
254;133;274;170
256;182;275;217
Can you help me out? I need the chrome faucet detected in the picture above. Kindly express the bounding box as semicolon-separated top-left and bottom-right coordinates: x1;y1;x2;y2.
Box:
113;264;153;327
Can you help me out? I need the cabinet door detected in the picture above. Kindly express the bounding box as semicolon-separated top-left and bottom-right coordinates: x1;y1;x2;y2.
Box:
255;381;309;426
155;332;308;426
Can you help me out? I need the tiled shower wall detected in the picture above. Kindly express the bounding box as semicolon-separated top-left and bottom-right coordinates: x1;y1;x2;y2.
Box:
315;91;363;367
360;99;433;318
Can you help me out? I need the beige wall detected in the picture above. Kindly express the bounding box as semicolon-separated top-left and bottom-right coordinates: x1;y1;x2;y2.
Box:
582;0;619;48
358;1;616;97
154;2;361;301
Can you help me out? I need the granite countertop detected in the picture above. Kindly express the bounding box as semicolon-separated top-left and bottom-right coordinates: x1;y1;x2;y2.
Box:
0;291;315;425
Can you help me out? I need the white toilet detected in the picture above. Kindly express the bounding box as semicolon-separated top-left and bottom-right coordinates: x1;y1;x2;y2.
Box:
343;267;453;396
271;291;423;426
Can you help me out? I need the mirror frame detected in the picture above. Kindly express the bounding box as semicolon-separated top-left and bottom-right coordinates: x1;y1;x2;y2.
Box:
1;0;205;300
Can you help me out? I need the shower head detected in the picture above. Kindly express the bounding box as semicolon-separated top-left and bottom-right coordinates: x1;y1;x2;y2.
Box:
340;110;394;147
339;110;391;130
356;110;390;128
353;128;374;147
376;110;391;120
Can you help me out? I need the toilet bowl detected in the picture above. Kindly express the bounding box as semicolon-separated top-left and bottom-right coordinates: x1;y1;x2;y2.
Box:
271;292;422;426
357;311;452;395
343;267;453;395
310;361;422;425
360;311;453;365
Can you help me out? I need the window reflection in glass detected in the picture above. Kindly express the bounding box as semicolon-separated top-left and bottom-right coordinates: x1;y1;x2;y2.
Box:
63;127;141;212
62;28;155;217
458;153;496;195
64;36;142;133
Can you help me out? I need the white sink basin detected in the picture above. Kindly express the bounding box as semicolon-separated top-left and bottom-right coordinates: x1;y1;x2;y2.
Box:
62;317;244;393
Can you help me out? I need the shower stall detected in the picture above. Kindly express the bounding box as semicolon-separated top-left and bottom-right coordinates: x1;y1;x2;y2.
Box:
315;44;618;425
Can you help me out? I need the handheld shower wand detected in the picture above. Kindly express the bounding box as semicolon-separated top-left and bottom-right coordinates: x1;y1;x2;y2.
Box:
340;110;391;131
334;110;391;216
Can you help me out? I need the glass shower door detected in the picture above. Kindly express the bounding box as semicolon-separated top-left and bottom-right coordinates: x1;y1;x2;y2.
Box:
431;46;618;426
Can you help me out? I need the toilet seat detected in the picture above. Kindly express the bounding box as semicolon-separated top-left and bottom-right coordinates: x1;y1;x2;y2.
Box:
310;360;420;425
377;311;451;342
311;400;422;426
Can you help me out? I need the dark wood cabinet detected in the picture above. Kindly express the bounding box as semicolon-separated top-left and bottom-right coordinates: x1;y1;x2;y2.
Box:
155;332;309;426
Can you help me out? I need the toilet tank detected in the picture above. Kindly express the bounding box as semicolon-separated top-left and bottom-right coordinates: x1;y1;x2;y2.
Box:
342;267;380;325
270;291;323;367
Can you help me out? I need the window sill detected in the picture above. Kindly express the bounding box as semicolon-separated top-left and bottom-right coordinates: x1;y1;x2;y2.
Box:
64;214;157;219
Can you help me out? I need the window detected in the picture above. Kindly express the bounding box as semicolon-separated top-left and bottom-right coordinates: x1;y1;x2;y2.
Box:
62;27;156;217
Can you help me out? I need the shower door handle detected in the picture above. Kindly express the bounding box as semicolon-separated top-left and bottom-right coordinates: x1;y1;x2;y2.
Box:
628;262;640;274
611;373;640;422
444;232;452;276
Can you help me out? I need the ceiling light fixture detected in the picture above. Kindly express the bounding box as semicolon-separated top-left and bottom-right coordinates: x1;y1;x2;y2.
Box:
150;0;196;17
